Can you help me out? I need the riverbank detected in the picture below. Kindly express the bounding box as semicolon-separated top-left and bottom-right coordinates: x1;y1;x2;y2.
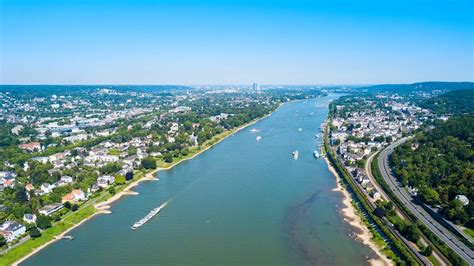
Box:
9;107;276;266
324;155;392;266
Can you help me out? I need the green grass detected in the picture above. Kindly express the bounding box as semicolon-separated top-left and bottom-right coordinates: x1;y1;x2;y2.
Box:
463;228;474;240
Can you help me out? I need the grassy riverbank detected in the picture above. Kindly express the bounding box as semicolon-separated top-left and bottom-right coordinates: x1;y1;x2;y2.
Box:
2;110;275;266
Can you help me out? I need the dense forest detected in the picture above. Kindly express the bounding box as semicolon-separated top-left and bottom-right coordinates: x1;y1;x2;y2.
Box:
391;115;473;228
361;81;474;94
420;89;474;114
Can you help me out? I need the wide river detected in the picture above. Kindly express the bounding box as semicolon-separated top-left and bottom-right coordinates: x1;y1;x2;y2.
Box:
23;95;375;265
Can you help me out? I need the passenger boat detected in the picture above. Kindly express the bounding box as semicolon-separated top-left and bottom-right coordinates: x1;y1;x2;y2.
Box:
132;202;167;229
313;150;320;158
292;150;299;160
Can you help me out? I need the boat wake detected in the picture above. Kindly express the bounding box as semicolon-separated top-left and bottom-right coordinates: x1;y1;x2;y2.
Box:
131;200;170;229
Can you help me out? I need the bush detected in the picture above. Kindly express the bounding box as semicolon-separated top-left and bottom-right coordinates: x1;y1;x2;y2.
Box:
29;227;41;238
72;204;79;212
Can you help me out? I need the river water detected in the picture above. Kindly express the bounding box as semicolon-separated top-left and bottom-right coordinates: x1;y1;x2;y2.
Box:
22;95;375;265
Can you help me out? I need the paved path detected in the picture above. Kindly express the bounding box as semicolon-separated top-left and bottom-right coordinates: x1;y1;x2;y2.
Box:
379;138;474;264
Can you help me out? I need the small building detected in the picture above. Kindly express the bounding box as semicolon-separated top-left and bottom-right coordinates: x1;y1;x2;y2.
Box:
31;156;49;164
23;213;37;224
60;175;74;184
62;189;85;203
455;195;469;206
97;175;115;188
25;183;35;192
19;142;42;152
40;183;53;194
38;203;64;216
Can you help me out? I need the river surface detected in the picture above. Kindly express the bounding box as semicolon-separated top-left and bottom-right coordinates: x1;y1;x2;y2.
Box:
23;95;375;265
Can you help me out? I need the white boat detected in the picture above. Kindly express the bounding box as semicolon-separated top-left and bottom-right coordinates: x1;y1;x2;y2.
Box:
297;128;302;132
309;112;314;116
315;134;320;138
132;202;167;229
313;150;320;158
250;128;260;133
292;150;299;160
256;136;262;141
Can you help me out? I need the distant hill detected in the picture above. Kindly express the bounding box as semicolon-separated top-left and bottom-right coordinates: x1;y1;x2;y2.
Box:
360;81;474;94
420;89;474;115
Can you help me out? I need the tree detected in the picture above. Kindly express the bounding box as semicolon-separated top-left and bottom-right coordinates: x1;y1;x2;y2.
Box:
72;204;79;212
36;215;52;229
100;162;122;174
15;188;28;203
64;201;72;209
141;157;157;169
419;187;440;206
29;227;41;238
0;236;6;247
163;153;173;163
374;207;385;218
125;171;134;181
402;223;421;243
108;186;116;195
423;245;433;256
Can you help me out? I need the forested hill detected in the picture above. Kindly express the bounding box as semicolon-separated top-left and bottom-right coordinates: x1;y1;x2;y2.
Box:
391;115;474;228
360;81;474;94
420;89;474;115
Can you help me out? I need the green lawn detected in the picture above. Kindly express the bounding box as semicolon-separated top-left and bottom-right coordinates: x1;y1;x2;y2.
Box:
464;228;474;240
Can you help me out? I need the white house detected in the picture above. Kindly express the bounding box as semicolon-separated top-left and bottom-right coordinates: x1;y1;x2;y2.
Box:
60;175;74;184
0;221;26;242
97;175;115;188
40;183;53;194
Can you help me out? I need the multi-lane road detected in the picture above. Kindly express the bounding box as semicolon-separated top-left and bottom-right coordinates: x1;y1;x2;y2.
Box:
379;138;474;264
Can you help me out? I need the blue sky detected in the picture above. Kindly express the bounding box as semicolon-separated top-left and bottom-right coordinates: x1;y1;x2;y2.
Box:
1;0;473;85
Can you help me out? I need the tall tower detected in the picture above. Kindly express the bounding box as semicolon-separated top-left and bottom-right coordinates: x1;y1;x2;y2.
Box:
252;83;260;92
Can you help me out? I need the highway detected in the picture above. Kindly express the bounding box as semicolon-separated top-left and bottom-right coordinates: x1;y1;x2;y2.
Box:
379;138;474;264
366;152;448;265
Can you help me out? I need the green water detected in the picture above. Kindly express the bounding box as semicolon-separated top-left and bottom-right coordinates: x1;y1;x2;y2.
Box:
22;95;375;265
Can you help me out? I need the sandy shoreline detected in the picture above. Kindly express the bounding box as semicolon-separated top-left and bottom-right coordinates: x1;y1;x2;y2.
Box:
323;155;392;266
12;108;275;266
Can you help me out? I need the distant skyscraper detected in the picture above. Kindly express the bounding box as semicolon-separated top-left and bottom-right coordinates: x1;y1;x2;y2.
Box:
252;83;260;92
